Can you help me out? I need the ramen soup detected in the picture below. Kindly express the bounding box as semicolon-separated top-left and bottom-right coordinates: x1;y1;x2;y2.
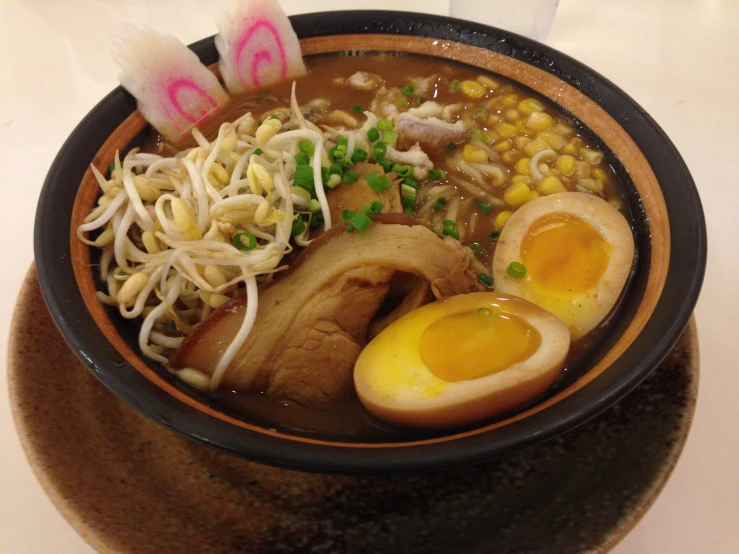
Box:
81;52;635;440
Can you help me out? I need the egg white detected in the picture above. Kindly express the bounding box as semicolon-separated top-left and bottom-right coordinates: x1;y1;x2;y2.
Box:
354;292;570;429
492;192;635;340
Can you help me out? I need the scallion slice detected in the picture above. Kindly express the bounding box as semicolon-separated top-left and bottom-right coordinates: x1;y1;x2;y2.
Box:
468;242;485;258
433;198;448;211
367;127;380;142
362;200;384;215
377;119;393;131
233;232;257;251
349;211;373;233
478;273;494;288
401;84;415;95
366;171;392;192
428;169;444;180
507;261;527;279
343;170;359;184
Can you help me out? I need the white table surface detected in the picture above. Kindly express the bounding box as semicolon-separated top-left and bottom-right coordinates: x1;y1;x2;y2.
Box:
1;0;737;552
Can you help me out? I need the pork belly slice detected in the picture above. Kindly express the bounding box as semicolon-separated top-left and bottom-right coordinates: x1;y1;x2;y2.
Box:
396;112;468;149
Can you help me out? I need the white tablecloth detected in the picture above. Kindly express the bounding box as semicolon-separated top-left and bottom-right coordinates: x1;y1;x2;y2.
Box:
1;0;737;551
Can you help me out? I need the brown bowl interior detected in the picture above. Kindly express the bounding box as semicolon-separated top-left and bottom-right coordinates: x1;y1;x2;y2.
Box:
70;34;670;448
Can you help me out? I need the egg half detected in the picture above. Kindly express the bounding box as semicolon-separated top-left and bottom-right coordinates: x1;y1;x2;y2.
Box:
492;192;635;340
354;292;570;429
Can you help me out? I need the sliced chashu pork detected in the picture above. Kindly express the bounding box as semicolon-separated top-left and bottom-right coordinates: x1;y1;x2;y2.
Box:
170;215;480;408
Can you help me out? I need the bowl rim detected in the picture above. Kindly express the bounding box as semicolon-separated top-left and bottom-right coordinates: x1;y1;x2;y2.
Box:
34;10;706;474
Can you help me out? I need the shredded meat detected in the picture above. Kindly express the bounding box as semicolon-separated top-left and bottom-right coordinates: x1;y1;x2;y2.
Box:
408;101;444;118
396;113;468;149
347;71;383;90
170;215;481;408
384;143;433;170
321;109;359;128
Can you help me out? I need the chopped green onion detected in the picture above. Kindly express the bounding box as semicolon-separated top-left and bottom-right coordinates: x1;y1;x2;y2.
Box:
336;136;349;146
442;220;457;229
321;166;330;183
450;80;462;92
341;158;354;170
402;84;415;95
475;199;493;213
468;242;485;258
507;262;527;279
343;170;359;184
351;105;365;113
478;273;494;288
378;119;393;131
401;184;417;199
326;174;342;189
471;129;487;142
382;130;399;146
362;200;384;215
340;210;355;222
402;195;416;209
472;107;490;120
395;96;408;107
478;307;492;316
442;227;460;240
298;139;314;157
349;211;373;233
268;114;280;120
446;143;457;152
379;159;393;172
329;163;343;176
293;165;315;196
403;207;416;216
433;198;448;211
428;169;444;180
108;162;115;176
366;171;392;192
417;96;427;105
373;141;387;161
233;232;257;251
489;230;501;241
367;127;380;142
403;175;418;188
310;213;324;229
392;164;413;177
254;148;264;155
291;218;306;237
351;149;368;163
294;152;310;166
330;144;347;160
307;199;322;213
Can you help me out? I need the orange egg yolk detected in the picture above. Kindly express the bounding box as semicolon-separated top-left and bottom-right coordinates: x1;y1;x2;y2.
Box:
419;307;542;382
520;212;610;293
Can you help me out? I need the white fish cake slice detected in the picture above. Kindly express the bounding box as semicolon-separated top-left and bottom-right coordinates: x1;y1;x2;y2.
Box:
216;0;307;95
112;26;230;143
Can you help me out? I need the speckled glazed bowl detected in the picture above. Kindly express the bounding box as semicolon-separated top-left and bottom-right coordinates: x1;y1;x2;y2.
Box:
34;11;706;474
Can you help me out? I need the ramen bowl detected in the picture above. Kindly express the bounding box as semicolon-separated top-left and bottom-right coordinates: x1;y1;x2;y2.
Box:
34;10;705;474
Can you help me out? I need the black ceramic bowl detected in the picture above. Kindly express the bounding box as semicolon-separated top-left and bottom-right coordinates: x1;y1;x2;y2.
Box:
34;11;705;474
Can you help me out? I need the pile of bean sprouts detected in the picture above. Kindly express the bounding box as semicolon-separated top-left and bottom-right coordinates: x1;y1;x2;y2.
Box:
78;84;337;390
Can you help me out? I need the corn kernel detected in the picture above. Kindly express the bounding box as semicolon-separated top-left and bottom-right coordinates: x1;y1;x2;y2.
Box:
514;136;532;150
576;161;591;178
203;265;227;288
578;177;603;193
518;98;546;114
538;175;567;195
494;140;513;152
512;175;533;185
523;137;551;158
477;75;500;90
210;162;230;186
504;182;532;205
562;137;582;155
494;210;514;229
494;122;518;139
580;147;603;165
141;231;161;254
461;80;486;99
483;129;500;142
117;272;149;305
501;150;522;164
516;158;531;175
529;190;541;201
504;109;520;122
486;114;502;125
502;94;520;107
515;120;533;136
556;155;577;176
525;112;553;131
593;168;608;181
463;144;488;163
537;130;566;151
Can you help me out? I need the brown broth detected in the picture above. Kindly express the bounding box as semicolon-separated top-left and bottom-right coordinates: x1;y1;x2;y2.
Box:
143;53;631;441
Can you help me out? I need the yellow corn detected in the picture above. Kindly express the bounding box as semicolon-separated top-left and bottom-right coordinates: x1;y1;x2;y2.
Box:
133;176;160;202
576;161;591;178
494;210;514;229
494;140;512;152
556;155;577;176
504;109;520;122
292;186;312;202
501;150;522;164
578;177;603;193
538;175;567;195
255;117;282;146
494;122;518;139
221;134;238;157
516;157;531;175
518;98;545;114
580;147;603;165
477;75;500;90
176;368;211;391
502;94;520;107
210;162;230;186
504;182;532;205
525;112;554;131
529;190;541;201
512;174;533;186
593;168;608;181
203;265;227;288
523;137;551;158
514;136;532;150
537;130;566;151
461;80;486;99
484;129;500;142
562;137;582;155
486;114;502;126
141;231;161;254
117;272;149;305
463;144;488;163
171;198;201;240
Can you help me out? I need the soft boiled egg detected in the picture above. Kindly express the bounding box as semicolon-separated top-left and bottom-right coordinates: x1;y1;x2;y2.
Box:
492;192;635;340
354;292;570;429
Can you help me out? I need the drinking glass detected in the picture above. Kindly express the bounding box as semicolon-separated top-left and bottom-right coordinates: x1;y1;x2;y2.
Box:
449;0;559;42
